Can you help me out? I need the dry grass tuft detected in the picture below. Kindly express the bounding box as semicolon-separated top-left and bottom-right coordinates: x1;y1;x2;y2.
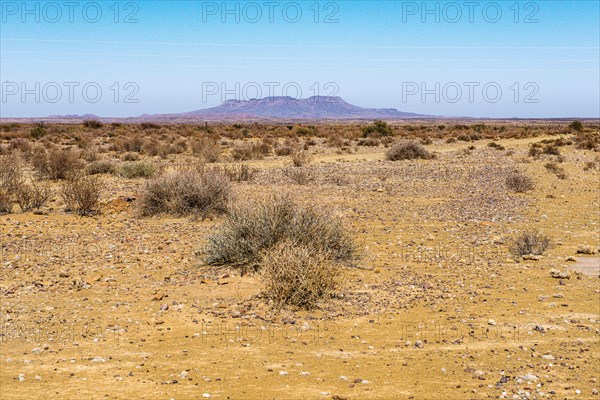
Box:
138;169;230;217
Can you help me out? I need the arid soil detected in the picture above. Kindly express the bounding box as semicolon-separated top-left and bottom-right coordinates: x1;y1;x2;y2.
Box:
1;124;599;399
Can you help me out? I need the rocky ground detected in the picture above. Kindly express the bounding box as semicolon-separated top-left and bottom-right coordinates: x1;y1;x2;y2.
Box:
1;135;599;399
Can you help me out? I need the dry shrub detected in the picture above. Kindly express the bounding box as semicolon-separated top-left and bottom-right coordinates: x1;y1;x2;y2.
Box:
138;169;230;217
291;151;312;167
191;137;221;163
116;134;144;153
261;241;340;309
210;164;255;182
544;162;567;179
80;147;98;162
117;161;156;179
488;142;505;151
0;154;24;193
573;132;599;151
86;160;116;175
357;137;380;146
15;181;52;212
385;140;432;161
509;230;551;258
121;152;140;161
61;174;102;216
231;143;264;161
203;194;355;269
505;170;534;192
34;147;84;180
275;145;295;156
284;167;314;185
83;120;103;129
8;137;32;154
0;189;11;214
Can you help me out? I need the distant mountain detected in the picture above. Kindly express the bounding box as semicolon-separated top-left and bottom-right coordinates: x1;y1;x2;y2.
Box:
141;96;431;121
2;97;432;123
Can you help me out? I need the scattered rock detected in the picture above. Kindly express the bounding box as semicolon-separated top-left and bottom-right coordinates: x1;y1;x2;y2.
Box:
550;269;570;279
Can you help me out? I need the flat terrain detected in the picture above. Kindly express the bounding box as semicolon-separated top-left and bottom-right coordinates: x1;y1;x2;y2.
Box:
1;123;599;399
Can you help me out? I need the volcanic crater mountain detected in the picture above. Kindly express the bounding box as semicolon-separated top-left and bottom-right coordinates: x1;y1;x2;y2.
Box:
143;96;430;121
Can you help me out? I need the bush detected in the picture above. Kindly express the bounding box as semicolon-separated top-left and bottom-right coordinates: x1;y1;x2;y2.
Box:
210;164;255;182
385;140;432;161
231;143;264;161
117;161;156;179
291;151;312;167
203;194;355;269
138;169;231;217
361;120;393;137
506;170;534;192
357;138;380;146
61;174;102;216
86;160;116;175
573;132;599;151
284;167;314;185
121;152;140;161
544;162;567;179
15;181;52;212
275;145;295;156
261;241;340;309
190;137;221;163
83;120;103;129
0;189;12;214
0;154;24;193
34;148;84;180
569;121;583;132
509;230;551;258
488;142;505;151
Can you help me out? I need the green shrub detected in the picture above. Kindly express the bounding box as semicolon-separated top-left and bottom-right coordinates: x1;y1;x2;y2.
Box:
361;120;393;137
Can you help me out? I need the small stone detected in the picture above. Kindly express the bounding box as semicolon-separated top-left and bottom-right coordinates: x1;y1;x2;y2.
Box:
91;356;106;363
521;373;538;382
339;376;348;381
17;374;25;382
300;371;310;376
488;319;497;326
415;340;424;348
202;394;211;398
279;371;288;376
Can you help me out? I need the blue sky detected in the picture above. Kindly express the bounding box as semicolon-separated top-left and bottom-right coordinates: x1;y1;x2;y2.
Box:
1;0;599;118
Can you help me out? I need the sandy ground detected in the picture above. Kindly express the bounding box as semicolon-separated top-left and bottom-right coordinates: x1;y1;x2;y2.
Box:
1;137;599;399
